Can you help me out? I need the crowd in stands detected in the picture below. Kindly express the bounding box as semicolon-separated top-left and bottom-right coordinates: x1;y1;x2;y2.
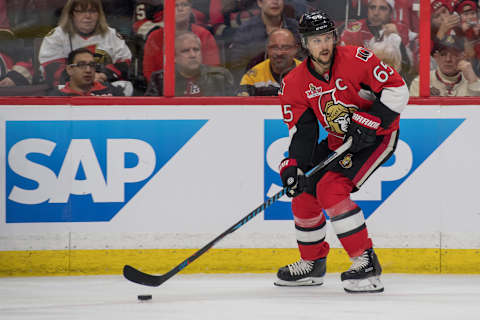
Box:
0;0;479;97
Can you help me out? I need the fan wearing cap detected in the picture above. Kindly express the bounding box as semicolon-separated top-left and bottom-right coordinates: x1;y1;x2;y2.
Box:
456;0;479;33
409;37;480;96
340;0;412;77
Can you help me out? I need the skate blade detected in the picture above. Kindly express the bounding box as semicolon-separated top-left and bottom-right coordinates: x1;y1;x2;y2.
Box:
274;277;324;287
342;276;384;293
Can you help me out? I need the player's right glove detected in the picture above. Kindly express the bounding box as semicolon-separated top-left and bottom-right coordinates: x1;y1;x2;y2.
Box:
279;158;306;198
346;111;381;153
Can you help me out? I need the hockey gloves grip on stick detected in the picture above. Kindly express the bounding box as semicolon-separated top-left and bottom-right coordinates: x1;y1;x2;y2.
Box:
346;112;380;153
279;158;306;198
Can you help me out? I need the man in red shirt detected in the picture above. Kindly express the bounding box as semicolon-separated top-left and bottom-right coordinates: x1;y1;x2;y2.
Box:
49;48;123;96
142;0;220;81
276;10;409;293
341;0;410;47
340;0;413;79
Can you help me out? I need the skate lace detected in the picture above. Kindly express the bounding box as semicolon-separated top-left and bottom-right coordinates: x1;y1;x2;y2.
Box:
348;251;370;272
287;259;314;276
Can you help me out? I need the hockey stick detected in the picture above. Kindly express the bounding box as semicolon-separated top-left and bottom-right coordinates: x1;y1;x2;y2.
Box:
123;137;353;287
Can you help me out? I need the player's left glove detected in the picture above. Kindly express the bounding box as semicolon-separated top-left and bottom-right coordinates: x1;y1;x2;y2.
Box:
279;158;306;198
346;111;381;153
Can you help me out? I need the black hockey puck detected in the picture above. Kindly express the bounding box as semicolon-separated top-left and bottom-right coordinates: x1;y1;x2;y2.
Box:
137;294;152;301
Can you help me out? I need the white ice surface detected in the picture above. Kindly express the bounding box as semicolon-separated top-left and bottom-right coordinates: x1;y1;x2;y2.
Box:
1;273;479;320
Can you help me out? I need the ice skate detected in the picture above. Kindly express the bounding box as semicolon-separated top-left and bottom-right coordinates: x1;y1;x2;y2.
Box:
274;257;326;287
341;248;384;293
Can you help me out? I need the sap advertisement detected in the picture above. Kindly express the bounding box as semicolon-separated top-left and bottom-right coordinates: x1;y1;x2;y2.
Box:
1;105;479;250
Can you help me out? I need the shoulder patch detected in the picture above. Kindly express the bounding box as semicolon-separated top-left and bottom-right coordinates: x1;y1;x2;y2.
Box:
347;21;362;32
355;47;373;62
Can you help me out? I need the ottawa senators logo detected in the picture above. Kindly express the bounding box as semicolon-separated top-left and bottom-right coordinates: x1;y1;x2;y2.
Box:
347;21;362;32
339;153;353;169
93;49;113;65
320;89;358;135
82;45;113;65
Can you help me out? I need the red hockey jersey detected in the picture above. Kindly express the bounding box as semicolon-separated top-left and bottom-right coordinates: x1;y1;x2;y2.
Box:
279;45;408;151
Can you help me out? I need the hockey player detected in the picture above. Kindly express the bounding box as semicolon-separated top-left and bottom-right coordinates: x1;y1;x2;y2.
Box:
276;10;409;293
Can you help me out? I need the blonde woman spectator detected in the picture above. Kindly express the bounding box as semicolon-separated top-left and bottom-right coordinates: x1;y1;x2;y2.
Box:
39;0;132;89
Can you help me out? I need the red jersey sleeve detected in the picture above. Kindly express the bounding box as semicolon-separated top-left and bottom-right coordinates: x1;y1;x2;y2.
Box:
278;68;310;130
349;46;408;115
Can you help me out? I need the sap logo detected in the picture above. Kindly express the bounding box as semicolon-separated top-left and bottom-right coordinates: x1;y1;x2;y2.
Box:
264;118;464;220
8;138;155;204
6;120;207;223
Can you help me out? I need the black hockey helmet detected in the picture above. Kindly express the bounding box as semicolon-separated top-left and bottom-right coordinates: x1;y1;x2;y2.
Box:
298;10;337;46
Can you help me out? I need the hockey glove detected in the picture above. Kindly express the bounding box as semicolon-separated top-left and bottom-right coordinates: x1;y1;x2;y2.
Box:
279;158;306;198
346;112;381;153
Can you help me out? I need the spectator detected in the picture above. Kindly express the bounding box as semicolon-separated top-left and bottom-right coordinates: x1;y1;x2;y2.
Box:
101;0;136;38
145;31;234;96
456;0;479;35
142;0;220;81
455;0;480;74
133;1;164;41
305;0;361;25
49;48;124;96
431;0;461;44
340;0;412;80
0;0;34;88
348;0;420;32
227;0;300;83
0;40;34;87
409;38;480;96
237;28;300;96
38;0;132;89
212;0;310;34
133;0;215;39
6;0;65;39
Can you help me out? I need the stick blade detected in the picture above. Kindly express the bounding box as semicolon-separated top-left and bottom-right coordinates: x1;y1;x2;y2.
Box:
123;265;165;287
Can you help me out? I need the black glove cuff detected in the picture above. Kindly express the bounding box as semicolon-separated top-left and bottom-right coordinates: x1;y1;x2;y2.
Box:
369;99;400;129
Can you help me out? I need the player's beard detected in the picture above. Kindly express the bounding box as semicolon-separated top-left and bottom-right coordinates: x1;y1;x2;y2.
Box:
311;49;333;68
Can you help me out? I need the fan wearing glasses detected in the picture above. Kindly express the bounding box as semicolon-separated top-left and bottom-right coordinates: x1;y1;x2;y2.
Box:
237;28;300;96
49;48;123;96
39;0;132;89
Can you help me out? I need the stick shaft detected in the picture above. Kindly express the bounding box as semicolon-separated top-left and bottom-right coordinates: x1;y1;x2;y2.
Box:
123;137;352;286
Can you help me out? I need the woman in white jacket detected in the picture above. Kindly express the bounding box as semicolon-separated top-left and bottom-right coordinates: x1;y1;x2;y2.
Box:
39;0;132;92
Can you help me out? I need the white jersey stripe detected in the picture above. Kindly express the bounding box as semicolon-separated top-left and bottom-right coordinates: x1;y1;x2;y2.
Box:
295;224;327;243
380;84;409;114
330;209;365;235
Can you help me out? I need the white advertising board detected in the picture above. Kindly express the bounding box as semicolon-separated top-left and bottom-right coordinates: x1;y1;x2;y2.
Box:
1;104;479;251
